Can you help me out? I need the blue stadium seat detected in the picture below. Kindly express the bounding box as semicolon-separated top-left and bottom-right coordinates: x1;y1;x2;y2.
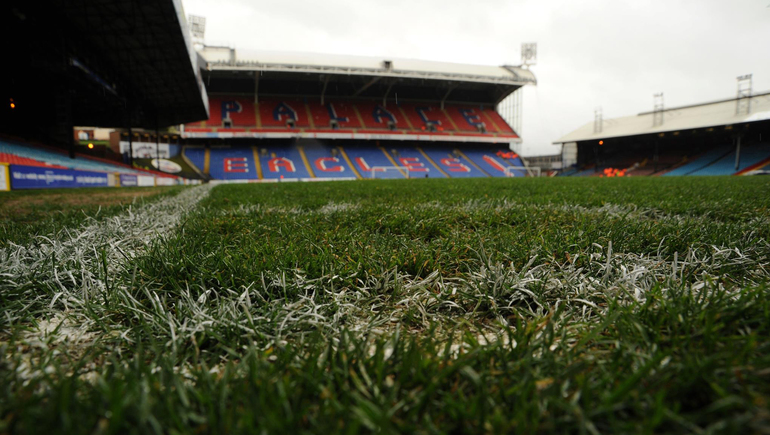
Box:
257;145;312;180
460;148;524;177
301;142;356;179
688;143;770;176
183;146;206;174
342;144;406;179
0;140;142;174
383;146;446;178
420;147;487;178
208;146;257;180
663;146;732;176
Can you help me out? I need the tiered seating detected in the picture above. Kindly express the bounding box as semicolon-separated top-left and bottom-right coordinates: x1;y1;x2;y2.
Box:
419;148;486;178
0;140;142;174
256;145;312;180
459;148;523;177
342;144;407;179
689;143;770;176
443;106;487;132
354;102;406;131
481;109;516;135
258;99;311;129
396;104;448;133
0;152;67;169
207;97;257;128
301;141;356;179
208;146;256;180
307;101;362;130
664;146;732;176
183;147;206;175
187;97;519;139
383;146;443;178
188;141;535;181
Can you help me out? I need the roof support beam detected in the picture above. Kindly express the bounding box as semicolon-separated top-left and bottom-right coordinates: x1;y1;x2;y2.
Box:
352;76;382;97
440;84;458;110
320;75;330;105
382;81;396;107
254;71;259;104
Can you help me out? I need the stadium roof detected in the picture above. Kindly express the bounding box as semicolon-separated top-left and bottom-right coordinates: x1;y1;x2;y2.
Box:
553;92;770;144
3;0;209;129
198;47;535;105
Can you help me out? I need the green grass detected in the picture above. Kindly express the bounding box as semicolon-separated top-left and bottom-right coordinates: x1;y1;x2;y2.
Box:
1;177;769;434
0;186;184;247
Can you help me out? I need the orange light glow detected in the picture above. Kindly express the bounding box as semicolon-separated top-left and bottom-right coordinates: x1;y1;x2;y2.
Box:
599;140;604;145
88;143;94;149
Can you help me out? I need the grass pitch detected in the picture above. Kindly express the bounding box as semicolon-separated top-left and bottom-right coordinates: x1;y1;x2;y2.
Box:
1;177;769;434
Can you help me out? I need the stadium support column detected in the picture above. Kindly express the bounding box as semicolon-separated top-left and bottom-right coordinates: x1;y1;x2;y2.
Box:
440;85;458;110
126;99;134;167
54;88;75;158
156;123;161;172
127;126;133;167
654;140;659;173
320;75;330;105
734;134;742;171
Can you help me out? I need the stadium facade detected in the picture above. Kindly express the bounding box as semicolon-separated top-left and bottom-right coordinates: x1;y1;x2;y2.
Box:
554;89;770;177
1;0;539;190
1;0;208;189
168;47;537;181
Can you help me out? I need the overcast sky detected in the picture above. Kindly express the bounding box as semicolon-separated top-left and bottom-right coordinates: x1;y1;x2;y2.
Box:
182;0;770;156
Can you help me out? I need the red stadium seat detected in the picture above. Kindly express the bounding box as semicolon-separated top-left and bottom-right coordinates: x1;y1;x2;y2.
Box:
208;97;257;127
185;95;518;138
307;100;362;130
258;99;311;128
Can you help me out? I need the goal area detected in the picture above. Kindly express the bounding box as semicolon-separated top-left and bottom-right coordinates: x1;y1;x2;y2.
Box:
370;166;413;179
504;166;541;177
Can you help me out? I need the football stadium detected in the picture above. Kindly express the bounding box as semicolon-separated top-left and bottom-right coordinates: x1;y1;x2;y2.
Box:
1;1;769;433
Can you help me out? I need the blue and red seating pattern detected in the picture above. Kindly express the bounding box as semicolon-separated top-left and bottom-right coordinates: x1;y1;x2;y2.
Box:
187;97;519;140
183;142;527;181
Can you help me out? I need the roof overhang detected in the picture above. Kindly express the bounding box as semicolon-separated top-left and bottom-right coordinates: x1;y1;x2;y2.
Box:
2;0;209;128
198;48;536;105
554;92;770;144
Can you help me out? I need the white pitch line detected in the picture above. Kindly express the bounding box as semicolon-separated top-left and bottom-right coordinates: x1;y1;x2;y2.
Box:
1;184;213;317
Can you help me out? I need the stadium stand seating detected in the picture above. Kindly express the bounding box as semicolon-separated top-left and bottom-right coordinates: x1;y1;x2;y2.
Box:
208;97;258;128
307;101;361;130
481;108;516;134
663;146;733;176
180;140;533;181
258;100;312;129
687;143;770;176
208;146;257;180
0;152;67;169
183;147;207;176
459;148;518;177
419;148;487;178
0;139;144;174
257;145;313;180
342;143;405;179
398;104;450;133
191;96;520;139
383;145;443;178
354;102;406;131
301;141;356;179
